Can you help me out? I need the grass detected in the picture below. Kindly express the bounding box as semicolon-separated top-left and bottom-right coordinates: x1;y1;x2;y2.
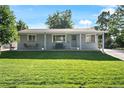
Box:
0;51;124;88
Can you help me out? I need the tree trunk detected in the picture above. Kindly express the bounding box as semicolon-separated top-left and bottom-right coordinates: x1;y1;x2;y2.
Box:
9;43;12;51
0;45;1;55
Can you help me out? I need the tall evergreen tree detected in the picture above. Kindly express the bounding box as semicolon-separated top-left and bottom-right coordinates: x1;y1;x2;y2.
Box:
0;5;18;51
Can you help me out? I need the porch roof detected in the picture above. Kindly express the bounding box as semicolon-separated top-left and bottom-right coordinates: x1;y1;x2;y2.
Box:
19;28;108;35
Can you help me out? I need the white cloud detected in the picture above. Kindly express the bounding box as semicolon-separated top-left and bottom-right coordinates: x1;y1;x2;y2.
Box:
74;25;83;28
79;20;92;25
101;8;115;15
92;7;116;18
99;5;117;8
29;23;47;29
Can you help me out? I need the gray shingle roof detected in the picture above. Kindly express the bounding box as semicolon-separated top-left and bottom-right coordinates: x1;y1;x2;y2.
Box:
19;28;108;34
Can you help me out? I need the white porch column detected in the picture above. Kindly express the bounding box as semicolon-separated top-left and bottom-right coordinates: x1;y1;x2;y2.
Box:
44;33;46;50
102;33;104;52
80;34;82;50
95;34;98;49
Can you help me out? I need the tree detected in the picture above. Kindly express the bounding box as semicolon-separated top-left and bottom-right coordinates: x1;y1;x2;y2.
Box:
96;5;124;48
0;5;18;52
46;10;73;29
16;20;28;31
116;32;124;47
96;11;110;31
109;6;124;37
109;5;124;47
96;11;111;48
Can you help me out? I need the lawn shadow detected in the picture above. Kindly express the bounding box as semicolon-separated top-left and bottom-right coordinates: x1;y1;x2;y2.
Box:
0;51;120;61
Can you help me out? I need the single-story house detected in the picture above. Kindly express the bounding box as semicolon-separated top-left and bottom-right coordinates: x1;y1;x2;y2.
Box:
18;28;107;51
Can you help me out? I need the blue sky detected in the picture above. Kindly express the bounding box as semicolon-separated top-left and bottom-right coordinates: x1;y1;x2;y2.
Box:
10;5;117;29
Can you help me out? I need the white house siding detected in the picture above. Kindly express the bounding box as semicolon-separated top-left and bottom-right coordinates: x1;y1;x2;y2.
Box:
46;34;73;50
45;34;98;50
64;34;70;49
18;34;27;50
18;34;98;51
77;34;80;48
46;34;53;49
37;34;44;49
81;34;98;50
18;34;44;51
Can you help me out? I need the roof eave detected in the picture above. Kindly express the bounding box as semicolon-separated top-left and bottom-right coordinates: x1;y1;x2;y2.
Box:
19;31;108;35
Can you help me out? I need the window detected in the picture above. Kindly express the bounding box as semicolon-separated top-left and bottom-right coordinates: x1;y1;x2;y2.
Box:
86;35;95;43
91;35;95;42
27;35;36;41
72;35;76;40
53;35;66;43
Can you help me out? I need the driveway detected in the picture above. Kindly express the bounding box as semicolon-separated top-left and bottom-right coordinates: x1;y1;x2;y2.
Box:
104;49;124;61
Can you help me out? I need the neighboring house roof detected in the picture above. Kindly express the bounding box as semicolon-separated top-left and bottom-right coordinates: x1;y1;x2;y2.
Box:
19;28;108;35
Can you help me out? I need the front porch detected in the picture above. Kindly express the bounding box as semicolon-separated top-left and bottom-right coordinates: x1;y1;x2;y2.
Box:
18;29;107;51
18;34;104;51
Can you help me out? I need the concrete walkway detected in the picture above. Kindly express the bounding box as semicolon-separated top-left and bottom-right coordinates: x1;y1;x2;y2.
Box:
104;49;124;61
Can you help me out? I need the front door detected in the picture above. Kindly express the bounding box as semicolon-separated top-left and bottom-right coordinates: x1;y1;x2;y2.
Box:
71;35;77;48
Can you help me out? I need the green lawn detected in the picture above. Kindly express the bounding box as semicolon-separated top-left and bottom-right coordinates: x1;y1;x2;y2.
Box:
0;51;124;88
